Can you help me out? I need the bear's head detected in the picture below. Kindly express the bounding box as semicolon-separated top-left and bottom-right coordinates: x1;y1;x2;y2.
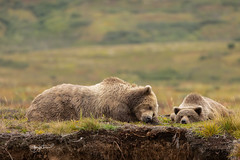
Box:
128;85;159;125
173;106;203;124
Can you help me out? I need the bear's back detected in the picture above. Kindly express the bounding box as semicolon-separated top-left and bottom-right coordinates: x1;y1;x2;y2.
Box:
203;96;230;117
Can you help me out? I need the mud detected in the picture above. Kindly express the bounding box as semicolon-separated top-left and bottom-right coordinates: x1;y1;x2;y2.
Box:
0;125;236;160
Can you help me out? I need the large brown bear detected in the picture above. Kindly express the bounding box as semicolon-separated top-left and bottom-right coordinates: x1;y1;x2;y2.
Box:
170;93;231;124
26;77;159;124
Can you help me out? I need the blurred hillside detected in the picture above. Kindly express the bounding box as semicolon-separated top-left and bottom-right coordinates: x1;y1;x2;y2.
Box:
0;0;240;52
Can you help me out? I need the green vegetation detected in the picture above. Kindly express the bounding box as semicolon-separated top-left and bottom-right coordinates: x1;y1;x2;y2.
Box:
217;116;240;135
0;0;240;52
192;114;240;139
0;108;120;134
197;122;222;137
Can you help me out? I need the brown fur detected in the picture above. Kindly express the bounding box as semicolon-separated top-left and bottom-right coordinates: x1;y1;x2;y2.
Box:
26;77;159;124
171;93;231;124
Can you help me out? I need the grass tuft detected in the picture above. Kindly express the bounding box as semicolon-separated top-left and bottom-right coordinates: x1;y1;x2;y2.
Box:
101;123;118;130
232;131;240;139
218;117;239;133
193;112;240;138
80;118;101;131
195;121;222;138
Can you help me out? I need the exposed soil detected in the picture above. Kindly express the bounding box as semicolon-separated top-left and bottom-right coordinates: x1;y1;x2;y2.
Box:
0;125;236;160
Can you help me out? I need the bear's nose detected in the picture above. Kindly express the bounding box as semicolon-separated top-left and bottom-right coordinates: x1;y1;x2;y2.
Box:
144;116;152;123
181;119;187;124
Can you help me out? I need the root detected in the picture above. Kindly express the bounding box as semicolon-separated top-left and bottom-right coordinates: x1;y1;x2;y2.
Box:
113;141;125;160
0;147;13;160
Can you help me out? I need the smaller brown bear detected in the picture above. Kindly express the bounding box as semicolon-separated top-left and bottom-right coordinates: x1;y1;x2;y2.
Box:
170;93;231;124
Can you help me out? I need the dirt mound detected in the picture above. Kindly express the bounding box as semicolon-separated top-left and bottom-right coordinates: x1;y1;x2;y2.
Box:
0;125;235;160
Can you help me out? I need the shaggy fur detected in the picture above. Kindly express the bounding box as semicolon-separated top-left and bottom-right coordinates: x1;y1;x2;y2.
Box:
170;93;231;124
26;77;159;124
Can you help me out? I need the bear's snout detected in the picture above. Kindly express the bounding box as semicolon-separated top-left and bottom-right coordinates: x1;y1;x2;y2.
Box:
180;116;190;124
142;116;152;123
181;119;187;124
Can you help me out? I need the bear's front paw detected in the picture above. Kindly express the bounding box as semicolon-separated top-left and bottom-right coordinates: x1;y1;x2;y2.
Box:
151;117;160;125
170;113;176;122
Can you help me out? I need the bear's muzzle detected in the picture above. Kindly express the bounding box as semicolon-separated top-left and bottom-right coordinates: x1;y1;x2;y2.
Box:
143;116;152;123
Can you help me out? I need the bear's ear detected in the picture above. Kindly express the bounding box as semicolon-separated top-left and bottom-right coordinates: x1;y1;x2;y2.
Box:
127;86;152;105
130;85;152;96
173;107;181;115
143;85;152;95
194;107;202;115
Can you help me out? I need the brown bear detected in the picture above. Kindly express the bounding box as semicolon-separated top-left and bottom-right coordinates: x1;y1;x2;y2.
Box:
170;93;231;124
26;77;159;124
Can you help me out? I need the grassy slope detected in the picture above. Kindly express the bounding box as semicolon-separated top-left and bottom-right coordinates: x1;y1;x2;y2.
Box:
0;0;240;52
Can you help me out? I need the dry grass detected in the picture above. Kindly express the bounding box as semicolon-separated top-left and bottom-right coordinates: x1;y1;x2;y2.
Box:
216;114;240;139
0;121;7;133
194;121;222;138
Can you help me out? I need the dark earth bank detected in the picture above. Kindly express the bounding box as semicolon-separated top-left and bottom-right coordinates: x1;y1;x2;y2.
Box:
0;125;237;160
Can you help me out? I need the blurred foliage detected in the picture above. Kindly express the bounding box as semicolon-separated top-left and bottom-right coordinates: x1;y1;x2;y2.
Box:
0;58;28;69
0;0;240;52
